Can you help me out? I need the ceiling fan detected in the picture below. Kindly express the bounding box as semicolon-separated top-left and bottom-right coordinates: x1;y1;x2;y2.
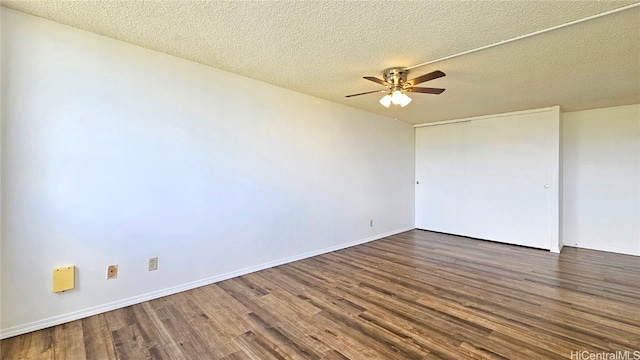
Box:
345;68;446;108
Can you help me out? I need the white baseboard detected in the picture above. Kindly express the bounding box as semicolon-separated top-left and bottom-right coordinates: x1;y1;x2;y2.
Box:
563;242;639;256
0;227;414;339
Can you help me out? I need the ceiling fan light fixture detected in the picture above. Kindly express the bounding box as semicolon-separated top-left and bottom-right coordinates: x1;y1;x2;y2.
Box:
391;90;403;105
379;94;392;108
399;93;412;107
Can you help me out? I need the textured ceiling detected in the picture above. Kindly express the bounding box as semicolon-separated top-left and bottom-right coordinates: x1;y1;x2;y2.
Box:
2;0;639;124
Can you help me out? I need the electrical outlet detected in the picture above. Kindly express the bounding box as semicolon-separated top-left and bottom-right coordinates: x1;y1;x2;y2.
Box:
148;257;158;271
107;265;118;279
370;219;373;227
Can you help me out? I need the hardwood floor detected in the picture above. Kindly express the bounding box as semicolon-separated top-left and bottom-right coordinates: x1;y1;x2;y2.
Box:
2;230;640;359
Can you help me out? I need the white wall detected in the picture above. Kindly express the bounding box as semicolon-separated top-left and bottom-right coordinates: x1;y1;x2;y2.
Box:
563;104;640;255
0;9;415;338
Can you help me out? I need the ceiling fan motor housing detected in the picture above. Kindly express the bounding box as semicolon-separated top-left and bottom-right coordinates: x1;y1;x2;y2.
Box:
383;68;408;90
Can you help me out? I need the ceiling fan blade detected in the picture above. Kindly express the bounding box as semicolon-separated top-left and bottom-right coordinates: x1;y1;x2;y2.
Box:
345;89;387;98
363;76;388;86
407;87;446;94
407;70;446;86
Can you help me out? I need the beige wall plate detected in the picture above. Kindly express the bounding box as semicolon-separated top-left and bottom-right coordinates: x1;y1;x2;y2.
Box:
53;265;75;293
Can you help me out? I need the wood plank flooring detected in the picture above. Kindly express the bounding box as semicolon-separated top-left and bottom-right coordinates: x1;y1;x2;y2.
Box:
2;230;640;359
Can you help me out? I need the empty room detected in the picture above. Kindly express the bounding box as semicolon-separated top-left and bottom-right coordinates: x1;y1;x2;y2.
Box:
1;1;639;359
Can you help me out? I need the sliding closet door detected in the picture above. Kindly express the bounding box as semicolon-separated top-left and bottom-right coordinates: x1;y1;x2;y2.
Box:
415;121;470;234
465;111;555;249
415;108;559;250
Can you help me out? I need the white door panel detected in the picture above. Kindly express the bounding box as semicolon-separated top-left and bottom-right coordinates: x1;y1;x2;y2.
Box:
415;121;469;234
466;112;553;249
415;109;558;250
